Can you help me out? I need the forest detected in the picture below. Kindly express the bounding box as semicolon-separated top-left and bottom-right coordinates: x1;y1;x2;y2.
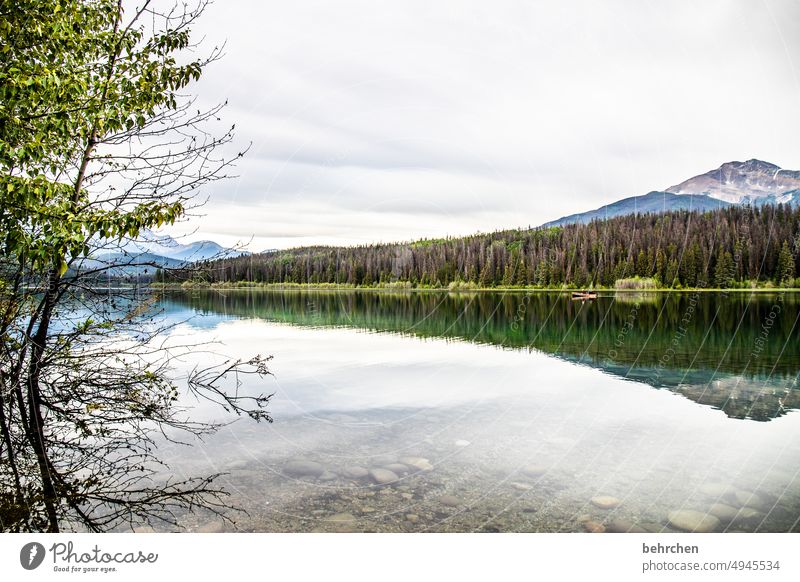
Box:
178;205;800;289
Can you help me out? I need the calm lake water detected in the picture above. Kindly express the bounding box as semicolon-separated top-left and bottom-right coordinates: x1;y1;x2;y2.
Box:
151;290;800;533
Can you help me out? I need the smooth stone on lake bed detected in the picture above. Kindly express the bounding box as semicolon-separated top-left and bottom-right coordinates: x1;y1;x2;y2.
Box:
399;457;434;471
323;513;357;532
372;455;396;466
591;496;621;509
606;520;647;533
521;465;547;478
667;510;720;532
383;463;409;474
734;490;764;509
318;470;337;481
439;495;461;507
283;460;325;477
708;503;739;522
369;468;400;484
195;520;225;533
344;466;370;479
583;520;605;533
736;507;765;522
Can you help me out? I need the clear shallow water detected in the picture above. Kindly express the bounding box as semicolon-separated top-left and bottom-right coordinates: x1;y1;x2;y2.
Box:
149;290;800;532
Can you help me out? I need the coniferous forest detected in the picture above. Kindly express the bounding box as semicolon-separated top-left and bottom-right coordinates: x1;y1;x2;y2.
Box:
182;205;800;289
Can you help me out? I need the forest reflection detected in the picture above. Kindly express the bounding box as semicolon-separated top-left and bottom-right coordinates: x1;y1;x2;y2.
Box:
163;290;800;422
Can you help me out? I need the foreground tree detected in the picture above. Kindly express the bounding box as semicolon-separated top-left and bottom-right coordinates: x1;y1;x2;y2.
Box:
0;0;271;532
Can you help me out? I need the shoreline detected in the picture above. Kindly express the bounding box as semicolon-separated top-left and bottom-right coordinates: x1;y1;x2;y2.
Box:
149;282;800;294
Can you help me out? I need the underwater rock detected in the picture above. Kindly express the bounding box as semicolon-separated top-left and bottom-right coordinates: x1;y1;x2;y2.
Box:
667;510;719;532
591;496;621;509
369;468;400;485
283;460;325;478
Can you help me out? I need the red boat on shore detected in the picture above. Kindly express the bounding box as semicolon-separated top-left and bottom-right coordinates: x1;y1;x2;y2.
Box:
571;291;598;300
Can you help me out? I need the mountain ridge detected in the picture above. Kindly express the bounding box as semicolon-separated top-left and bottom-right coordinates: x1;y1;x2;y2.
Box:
544;159;800;228
541;191;731;228
665;158;800;203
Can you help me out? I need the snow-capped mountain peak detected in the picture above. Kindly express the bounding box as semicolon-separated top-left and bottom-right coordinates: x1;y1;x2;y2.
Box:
119;229;234;262
665;159;800;203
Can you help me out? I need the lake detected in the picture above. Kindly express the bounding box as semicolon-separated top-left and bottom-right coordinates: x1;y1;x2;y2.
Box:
150;289;800;533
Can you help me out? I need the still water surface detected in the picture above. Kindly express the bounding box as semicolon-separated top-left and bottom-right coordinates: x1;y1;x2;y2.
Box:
152;290;800;532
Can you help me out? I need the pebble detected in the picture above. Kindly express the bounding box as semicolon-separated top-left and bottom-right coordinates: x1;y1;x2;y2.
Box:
521;465;547;478
511;482;533;491
583;520;605;533
399;457;434;471
406;514;419;523
606;520;647;533
708;503;739;522
372;455;396;466
283;460;325;478
455;440;471;447
369;468;400;485
736;507;765;522
195;520;225;533
734;490;764;509
591;496;621;510
401;493;414;500
383;463;409;475
327;513;358;532
343;466;370;479
699;483;736;499
439;495;461;507
318;471;337;481
667;510;720;533
576;514;592;523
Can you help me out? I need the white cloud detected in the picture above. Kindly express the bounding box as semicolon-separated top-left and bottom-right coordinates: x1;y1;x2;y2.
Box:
177;0;800;249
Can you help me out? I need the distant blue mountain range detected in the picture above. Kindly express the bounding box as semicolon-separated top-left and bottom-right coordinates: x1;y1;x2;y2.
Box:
75;230;247;278
542;191;731;228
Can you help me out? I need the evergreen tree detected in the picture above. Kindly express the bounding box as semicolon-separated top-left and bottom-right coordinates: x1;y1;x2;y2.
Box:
714;250;735;288
777;240;796;286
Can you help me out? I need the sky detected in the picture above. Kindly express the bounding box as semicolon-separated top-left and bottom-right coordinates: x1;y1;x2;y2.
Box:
172;0;800;251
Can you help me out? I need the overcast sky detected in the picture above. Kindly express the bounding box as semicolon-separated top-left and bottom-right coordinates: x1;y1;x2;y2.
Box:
174;0;800;250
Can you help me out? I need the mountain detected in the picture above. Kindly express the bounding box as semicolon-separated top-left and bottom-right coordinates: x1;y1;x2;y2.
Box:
542;191;731;228
118;230;237;262
73;230;247;280
544;159;800;227
666;159;800;203
71;251;186;279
